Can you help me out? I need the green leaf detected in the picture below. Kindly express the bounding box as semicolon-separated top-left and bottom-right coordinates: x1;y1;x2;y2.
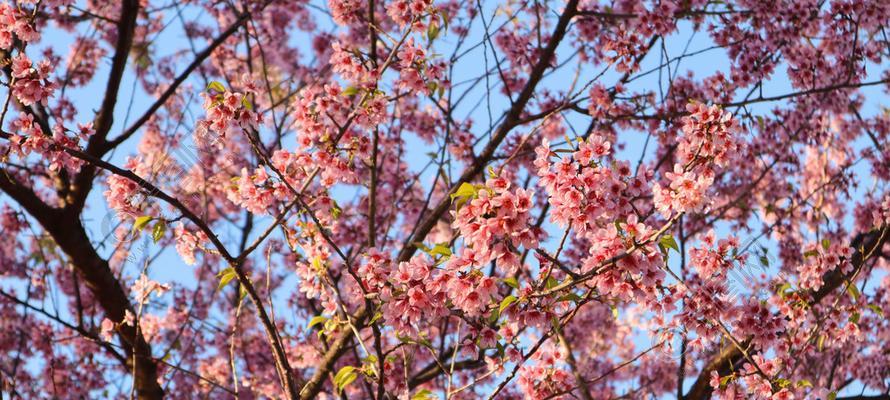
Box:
397;334;433;350
308;315;327;330
759;255;769;267
827;392;837;400
817;334;826;351
427;24;439;41
429;243;452;258
487;308;500;324
775;378;791;388
217;267;237;291
557;292;582;303
796;379;812;388
545;276;558;289
342;86;360;96
152;220;166;243
776;282;793;298
311;256;324;271
503;277;519;289
331;201;342;220
364;354;378;365
333;366;358;392
412;389;437;400
134;216;153;231
241;96;253;110
821;238;830;250
719;374;733;388
550;315;561;333
414;242;431;253
803;249;819;258
207;81;226;93
499;295;517;314
846;284;860;302
849;312;860;324
450;182;477;201
439;9;450;31
867;304;885;318
659;235;679;253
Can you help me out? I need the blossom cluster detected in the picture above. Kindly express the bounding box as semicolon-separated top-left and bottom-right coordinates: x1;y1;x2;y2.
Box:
227;166;277;214
449;176;542;275
8;113;84;173
10;53;56;106
796;241;854;291
395;38;446;95
517;343;573;399
689;229;743;278
378;255;449;332
534;133;667;302
0;2;39;49
103;158;144;217
173;222;209;266
534;134;638;234
194;84;261;148
386;0;432;27
653;103;743;217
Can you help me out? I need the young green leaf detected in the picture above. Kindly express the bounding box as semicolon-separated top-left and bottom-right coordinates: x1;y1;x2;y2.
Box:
502;277;519;289
134;216;153;231
333;366;358;392
450;182;477;201
307;315;327;330
499;295;517;314
342;86;360;96
659;235;679;253
207;81;226;93
846;284;860;302
412;389;437;400
152;220;166;243
217;267;237;291
429;243;452;257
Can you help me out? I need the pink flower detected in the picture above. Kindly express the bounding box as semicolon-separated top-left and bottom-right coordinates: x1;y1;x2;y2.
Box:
104;165;143;217
99;318;115;342
131;273;171;303
9;52;55;106
174;223;207;266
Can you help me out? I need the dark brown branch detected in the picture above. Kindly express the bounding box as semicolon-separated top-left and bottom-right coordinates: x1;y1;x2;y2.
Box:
0;170;164;399
396;0;580;264
67;7;257;213
89;0;139;141
52;142;300;399
685;226;890;400
108;9;255;149
297;3;581;398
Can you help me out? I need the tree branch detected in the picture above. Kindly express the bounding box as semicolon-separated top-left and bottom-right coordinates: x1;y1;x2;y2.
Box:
685;225;890;399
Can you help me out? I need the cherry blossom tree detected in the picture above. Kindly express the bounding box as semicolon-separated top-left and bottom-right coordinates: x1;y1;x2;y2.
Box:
1;0;889;398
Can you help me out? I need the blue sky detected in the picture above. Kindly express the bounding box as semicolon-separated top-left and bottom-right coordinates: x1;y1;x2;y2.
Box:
3;1;889;397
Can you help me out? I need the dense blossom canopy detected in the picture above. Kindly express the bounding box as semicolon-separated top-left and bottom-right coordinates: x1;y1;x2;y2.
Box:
0;0;889;399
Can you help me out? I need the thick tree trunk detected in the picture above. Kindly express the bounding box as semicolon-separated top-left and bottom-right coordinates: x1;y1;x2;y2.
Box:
0;173;163;399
